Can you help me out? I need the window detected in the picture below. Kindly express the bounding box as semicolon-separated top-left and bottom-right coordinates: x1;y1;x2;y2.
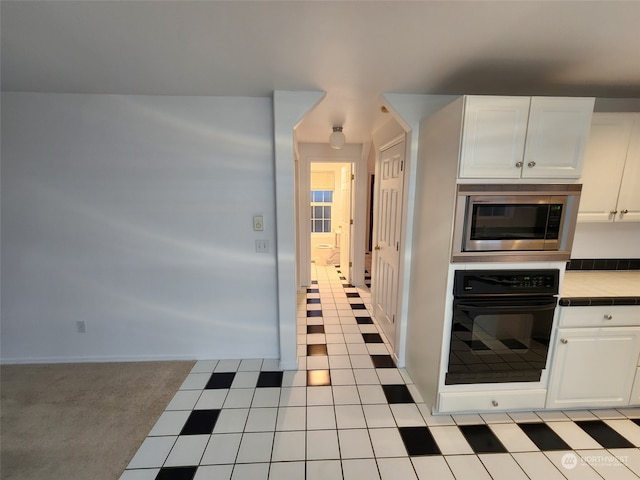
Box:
310;190;333;233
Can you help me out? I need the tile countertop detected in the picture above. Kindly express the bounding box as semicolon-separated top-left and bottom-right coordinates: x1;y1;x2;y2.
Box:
560;271;640;306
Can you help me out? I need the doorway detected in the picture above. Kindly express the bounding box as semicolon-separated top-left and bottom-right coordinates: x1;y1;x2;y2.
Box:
296;143;368;290
309;163;351;275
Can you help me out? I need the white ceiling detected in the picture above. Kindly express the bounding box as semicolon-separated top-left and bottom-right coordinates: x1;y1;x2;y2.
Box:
2;1;640;144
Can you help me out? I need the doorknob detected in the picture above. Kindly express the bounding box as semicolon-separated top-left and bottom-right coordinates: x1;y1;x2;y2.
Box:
374;245;381;251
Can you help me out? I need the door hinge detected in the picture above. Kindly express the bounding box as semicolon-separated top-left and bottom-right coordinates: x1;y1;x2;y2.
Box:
396;241;399;251
350;219;354;225
392;314;395;324
349;261;352;267
351;174;355;180
400;160;404;171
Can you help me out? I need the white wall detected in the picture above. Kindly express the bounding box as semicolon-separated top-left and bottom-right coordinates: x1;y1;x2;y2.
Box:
1;93;279;363
572;222;640;259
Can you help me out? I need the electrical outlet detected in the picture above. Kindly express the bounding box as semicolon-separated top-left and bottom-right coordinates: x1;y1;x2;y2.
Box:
255;239;269;253
76;320;86;333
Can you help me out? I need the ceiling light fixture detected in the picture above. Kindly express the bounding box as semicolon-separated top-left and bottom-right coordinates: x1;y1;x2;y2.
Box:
329;126;345;150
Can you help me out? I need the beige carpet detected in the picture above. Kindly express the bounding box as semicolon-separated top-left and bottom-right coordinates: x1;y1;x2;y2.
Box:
1;360;195;480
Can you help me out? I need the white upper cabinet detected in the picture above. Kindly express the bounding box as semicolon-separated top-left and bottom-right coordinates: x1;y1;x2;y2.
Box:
578;113;640;223
459;96;595;179
459;96;530;179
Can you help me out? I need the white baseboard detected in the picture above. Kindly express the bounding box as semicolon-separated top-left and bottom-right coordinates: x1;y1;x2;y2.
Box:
1;353;280;365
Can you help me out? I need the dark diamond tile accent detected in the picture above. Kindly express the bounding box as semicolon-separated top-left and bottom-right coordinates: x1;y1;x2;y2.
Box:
307;288;319;293
371;355;396;368
205;372;235;389
180;409;220;435
307;298;321;304
307;310;323;317
307;369;331;386
633;419;640;428
575;420;635;448
311;280;318;284
155;466;198;480
307;344;328;356
346;292;360;298
399;426;441;456
343;283;355;288
382;384;414;403
362;333;384;344
459;424;507;453
340;276;347;281
355;317;374;325
351;304;367;310
307;325;325;334
518;422;571;451
256;371;283;388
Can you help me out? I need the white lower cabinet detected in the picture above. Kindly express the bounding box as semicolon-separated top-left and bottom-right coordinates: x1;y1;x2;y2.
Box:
546;326;640;409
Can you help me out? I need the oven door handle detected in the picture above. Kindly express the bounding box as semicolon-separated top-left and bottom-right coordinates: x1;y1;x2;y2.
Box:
455;302;557;313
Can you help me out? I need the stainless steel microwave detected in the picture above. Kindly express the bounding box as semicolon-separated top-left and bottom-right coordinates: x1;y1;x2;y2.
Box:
451;184;582;262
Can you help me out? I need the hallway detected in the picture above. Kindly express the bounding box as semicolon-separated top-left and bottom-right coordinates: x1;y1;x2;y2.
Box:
121;265;640;480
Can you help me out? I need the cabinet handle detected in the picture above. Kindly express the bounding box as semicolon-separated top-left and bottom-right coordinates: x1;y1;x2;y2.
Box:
560;338;568;344
515;161;524;168
610;210;618;215
527;161;536;168
621;209;629;215
604;314;613;320
491;400;499;407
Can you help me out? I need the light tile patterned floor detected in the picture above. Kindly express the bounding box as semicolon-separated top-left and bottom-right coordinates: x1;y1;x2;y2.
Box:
121;265;640;480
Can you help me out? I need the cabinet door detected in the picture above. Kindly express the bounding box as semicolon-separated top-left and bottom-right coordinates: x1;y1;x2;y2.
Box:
578;113;635;222
523;97;595;178
547;327;640;409
459;96;530;178
616;115;640;222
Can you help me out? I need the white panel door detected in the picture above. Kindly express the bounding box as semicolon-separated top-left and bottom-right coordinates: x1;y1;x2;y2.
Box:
339;165;352;282
458;96;530;178
578;113;634;222
372;140;405;349
523;97;594;178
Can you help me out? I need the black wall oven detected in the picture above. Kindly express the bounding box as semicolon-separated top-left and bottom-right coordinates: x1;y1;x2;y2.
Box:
446;269;559;385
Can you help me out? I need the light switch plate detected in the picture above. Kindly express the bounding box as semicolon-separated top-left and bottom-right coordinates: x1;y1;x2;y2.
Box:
253;215;264;231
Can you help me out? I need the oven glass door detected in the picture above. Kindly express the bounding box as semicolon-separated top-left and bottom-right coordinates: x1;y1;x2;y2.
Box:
446;296;556;385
